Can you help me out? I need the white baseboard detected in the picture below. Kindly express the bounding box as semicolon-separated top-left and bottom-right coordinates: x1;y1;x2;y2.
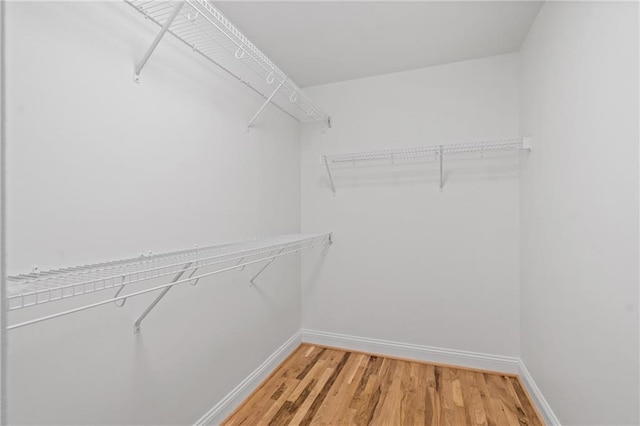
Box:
194;330;302;426
518;360;561;425
301;329;519;374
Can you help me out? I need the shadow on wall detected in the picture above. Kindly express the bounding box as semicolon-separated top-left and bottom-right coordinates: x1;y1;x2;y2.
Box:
301;244;331;300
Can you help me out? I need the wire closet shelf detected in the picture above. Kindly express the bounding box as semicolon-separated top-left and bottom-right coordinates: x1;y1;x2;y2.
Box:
321;137;532;192
7;233;332;331
323;138;530;166
125;0;330;126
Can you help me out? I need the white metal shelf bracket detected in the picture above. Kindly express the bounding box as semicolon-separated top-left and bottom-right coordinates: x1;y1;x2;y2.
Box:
133;1;184;83
187;261;201;287
133;262;192;334
247;79;286;129
323;156;336;194
236;256;247;272
113;276;128;307
249;245;287;287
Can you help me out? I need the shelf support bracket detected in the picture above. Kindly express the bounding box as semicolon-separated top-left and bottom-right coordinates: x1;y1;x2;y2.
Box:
133;1;184;83
247;79;285;129
323;156;336;194
249;246;287;287
439;145;444;191
187;264;200;286
113;276;128;307
236;256;248;272
133;262;192;334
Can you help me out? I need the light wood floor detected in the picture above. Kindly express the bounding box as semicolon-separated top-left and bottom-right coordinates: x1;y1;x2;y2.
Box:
223;344;544;426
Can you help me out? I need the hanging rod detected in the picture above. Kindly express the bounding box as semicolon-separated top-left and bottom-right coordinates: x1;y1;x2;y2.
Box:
321;137;532;192
6;233;332;331
125;0;331;127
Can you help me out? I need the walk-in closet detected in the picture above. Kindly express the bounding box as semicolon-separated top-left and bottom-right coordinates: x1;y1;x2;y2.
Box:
0;1;638;425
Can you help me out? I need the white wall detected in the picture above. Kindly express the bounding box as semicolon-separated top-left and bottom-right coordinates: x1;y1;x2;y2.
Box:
301;54;521;358
0;0;6;422
6;2;303;424
519;2;639;425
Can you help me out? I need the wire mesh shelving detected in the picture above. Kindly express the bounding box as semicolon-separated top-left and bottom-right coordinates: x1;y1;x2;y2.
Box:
7;233;332;331
321;137;532;192
125;0;330;128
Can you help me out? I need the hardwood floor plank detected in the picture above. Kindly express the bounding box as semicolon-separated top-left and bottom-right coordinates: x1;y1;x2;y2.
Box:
506;376;544;426
424;363;439;426
257;378;300;426
354;358;394;426
461;370;488;426
332;354;372;425
227;348;310;426
368;358;397;424
437;366;460;426
349;355;383;410
370;358;403;425
399;362;424;426
310;353;366;425
295;347;327;381
286;350;333;403
470;385;489;426
484;374;521;426
352;374;383;426
269;378;318;426
222;345;544;426
304;346;315;357
298;352;351;425
452;368;474;425
290;366;336;425
475;371;500;426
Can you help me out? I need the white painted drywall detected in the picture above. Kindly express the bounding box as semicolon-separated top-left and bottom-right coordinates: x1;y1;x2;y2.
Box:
0;0;6;422
300;54;521;358
519;2;639;424
6;2;303;424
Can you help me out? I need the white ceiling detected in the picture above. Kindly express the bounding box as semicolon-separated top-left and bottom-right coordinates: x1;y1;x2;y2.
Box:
216;1;544;87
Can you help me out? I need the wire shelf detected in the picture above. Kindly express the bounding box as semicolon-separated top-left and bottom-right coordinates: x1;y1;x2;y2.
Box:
7;233;331;312
125;0;329;124
323;138;528;166
321;138;531;192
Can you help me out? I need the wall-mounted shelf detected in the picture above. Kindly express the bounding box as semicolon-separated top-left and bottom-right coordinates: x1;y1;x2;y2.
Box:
125;0;331;129
7;233;332;331
321;137;532;192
